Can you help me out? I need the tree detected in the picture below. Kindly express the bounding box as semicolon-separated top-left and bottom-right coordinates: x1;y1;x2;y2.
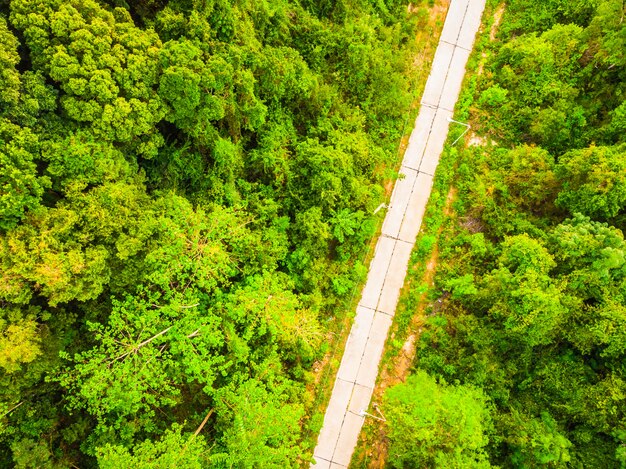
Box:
481;234;567;347
11;0;165;155
57;293;224;437
486;23;587;148
158;38;228;137
555;145;626;220
384;370;493;468
503;410;572;468
97;424;210;469
0;17;21;112
0;120;50;230
587;0;626;70
548;214;626;298
42;132;135;194
0;313;42;374
221;272;322;362
213;379;306;468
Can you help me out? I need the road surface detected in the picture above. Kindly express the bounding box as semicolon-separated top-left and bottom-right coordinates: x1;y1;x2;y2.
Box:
311;0;486;467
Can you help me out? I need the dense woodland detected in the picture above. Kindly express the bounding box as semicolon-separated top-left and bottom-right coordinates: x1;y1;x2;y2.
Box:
384;0;626;468
0;0;424;466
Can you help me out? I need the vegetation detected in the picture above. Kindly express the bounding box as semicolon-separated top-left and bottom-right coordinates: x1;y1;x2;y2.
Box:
0;0;427;466
384;0;626;467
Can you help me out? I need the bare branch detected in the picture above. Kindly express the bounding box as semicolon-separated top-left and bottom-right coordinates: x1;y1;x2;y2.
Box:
194;408;214;437
180;408;215;457
2;401;24;418
150;303;200;310
115;326;173;361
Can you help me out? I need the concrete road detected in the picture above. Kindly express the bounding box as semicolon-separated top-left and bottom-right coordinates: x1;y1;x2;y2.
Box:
311;0;486;467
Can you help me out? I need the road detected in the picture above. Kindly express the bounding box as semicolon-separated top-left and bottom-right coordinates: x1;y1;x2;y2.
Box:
310;0;486;467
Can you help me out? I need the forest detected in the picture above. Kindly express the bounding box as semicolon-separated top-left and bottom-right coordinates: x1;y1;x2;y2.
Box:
3;0;626;467
0;0;423;466
383;0;626;468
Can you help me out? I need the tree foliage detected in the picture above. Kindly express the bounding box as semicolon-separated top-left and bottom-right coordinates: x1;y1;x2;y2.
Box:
391;1;626;467
384;371;493;468
0;0;424;465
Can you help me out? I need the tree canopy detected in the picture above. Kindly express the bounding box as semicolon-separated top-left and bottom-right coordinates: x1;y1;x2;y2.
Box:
387;1;626;467
0;0;426;466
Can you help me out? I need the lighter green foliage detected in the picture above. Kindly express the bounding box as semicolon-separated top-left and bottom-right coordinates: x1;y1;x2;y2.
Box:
10;438;54;469
330;208;366;243
253;46;317;104
0;182;150;305
496;24;584;107
0;318;41;373
158;39;227;133
479;85;508;107
223;272;322;361
465;145;558;236
446;274;479;299
384;370;492;468
486;235;566;347
487;22;588;150
0;17;21;108
588;0;626;68
58;294;223;426
586;301;626;358
609;100;626;137
12;0;165;149
215;379;305;468
0;187;247;305
43;132;135;193
549;214;626;294
97;424;209;469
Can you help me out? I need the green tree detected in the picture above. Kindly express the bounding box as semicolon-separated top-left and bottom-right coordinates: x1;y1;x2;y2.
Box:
0;120;50;230
214;379;305;467
480;235;567;347
11;0;165;154
384;370;493;468
0;17;21;112
555;145;626;220
97;424;210;469
158;38;228;137
503;410;572;468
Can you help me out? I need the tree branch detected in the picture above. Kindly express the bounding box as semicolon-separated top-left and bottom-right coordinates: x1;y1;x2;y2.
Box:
194;408;214;437
2;401;24;418
115;326;173;361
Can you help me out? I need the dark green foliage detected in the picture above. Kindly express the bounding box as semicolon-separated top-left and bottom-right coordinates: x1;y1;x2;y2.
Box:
555;145;626;220
391;1;626;467
0;0;422;465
